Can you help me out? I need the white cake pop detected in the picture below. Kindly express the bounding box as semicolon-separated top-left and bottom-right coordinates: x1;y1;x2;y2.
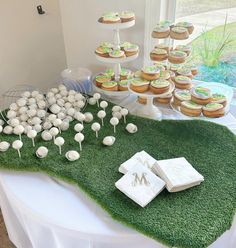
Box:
93;93;101;107
36;146;48;158
57;99;65;107
58;112;66;120
20;114;28;122
58;84;67;91
50;127;59;141
41;130;53;141
88;97;97;105
97;110;106;126
0;141;10;152
36;94;44;101
67;108;75;117
112;105;122;113
7;110;17;119
112;111;122;120
60;89;68;97
0;126;2;133
103;136;116;146
74;123;84;133
50;104;61;114
110;117;119;133
18;106;27;114
74;112;85;124
33;124;42;133
51;88;59;94
54;136;65;155
77;100;85;109
28;98;36;105
68;90;76;95
126;123;138;134
47;92;54;98
74;133;84;151
75;93;83;101
31;117;41;125
31;90;39;97
65;151;80;161
29;104;38;110
37;109;46;118
60;121;69;131
27;109;37;117
48;114;57;122
120;108;129;123
24;125;33;134
64;102;72;109
38;100;47;109
43;121;52;130
12;140;23;158
27;129;37;147
22;91;31;98
3;126;13;135
84;112;93;123
55;93;61;99
17;98;27;107
100;101;108;111
68;95;75;103
9;103;18;111
64;116;73;122
0;119;5;126
9;118;20;127
91;122;101;138
53;119;62;133
13;125;24;140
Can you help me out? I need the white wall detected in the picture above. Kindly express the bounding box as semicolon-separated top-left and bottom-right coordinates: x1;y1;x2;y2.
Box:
59;0;146;74
0;0;66;94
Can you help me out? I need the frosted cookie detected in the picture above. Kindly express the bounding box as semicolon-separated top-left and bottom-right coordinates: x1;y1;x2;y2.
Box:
175;21;194;34
155;43;170;53
120;11;135;22
170;26;189;40
95;74;112;87
170;63;182;73
130;78;149;93
191;87;212;105
95;46;111;57
185;63;198;76
155;93;173;104
180;100;202;117
168;50;187;64
202;103;225;118
160;70;171;80
175;44;191;56
173;75;192;89
176;68;193;79
152;22;170;39
150;48;168;61
211;93;227;107
141;65;160;81
124;44;139;57
100;12;121;23
120;41;132;49
101;81;118;91
173;90;191;106
109;49;125;58
150;79;170;94
118;80;129;91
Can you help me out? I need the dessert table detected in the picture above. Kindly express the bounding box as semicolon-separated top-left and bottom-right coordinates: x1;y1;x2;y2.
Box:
0;94;236;248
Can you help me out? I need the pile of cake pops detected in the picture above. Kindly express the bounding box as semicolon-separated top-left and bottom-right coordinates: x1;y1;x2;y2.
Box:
0;85;138;162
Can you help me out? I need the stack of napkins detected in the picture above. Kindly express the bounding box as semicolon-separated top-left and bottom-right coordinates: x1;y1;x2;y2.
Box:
119;150;157;174
153;157;204;192
115;162;166;207
115;151;204;207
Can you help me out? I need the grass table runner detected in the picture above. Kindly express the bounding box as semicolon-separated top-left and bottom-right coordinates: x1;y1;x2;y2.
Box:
0;104;236;248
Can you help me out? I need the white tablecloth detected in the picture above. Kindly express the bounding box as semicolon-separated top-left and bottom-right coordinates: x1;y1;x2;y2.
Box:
1;95;236;248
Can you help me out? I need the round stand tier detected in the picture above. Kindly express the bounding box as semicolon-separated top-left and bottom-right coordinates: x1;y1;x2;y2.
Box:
127;81;175;120
95;53;139;64
97;20;135;30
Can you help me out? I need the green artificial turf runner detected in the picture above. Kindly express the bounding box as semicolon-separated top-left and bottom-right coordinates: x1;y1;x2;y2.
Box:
0;103;236;248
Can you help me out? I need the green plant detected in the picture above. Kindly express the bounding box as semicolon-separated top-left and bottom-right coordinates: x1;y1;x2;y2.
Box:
197;15;234;67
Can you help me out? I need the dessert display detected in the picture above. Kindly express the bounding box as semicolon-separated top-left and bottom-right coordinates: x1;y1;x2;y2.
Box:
94;11;139;96
98;11;135;24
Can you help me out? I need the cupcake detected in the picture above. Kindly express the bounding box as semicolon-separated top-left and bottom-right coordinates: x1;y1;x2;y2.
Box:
120;68;133;80
173;90;191;106
155;93;173;104
176;68;193;79
191;87;212;105
175;22;194;34
152;21;170;39
170;27;189;40
118;80;129;91
124;44;139;57
109;49;125;58
170;64;182;73
202;103;225;118
95;74;112;87
150;79;170;94
120;11;135;22
211;93;227;107
130;78;149;93
141;65;160;80
150;48;168;61
173;76;192;89
95;46;111;57
180;101;202;117
168;50;187;64
101;81;118;91
104;68;115;78
175;44;191;56
160;70;171;80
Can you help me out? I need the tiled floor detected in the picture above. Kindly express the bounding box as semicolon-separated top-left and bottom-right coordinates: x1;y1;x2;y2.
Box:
0;209;15;248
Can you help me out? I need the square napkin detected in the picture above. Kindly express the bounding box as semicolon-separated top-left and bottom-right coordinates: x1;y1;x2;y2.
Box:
119;150;157;174
115;162;166;207
154;157;204;192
